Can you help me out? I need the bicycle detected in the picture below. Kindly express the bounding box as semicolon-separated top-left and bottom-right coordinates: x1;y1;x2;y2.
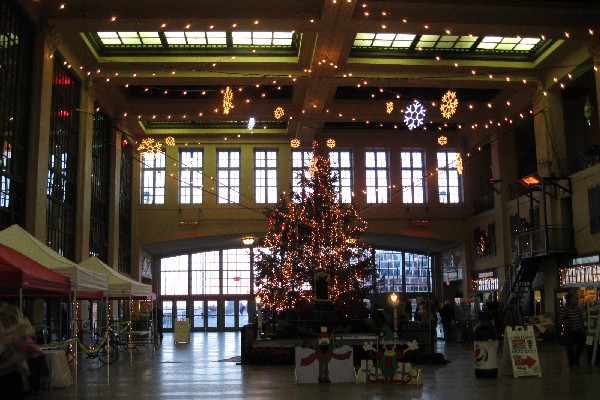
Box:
81;330;122;365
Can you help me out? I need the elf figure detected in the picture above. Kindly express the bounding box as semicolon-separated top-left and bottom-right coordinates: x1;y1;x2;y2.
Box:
376;326;399;381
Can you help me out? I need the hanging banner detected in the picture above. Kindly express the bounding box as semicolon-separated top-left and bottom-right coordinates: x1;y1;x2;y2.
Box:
502;326;542;377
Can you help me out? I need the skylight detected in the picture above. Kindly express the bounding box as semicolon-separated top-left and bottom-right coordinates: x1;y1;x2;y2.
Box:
476;36;541;52
97;32;162;46
352;33;546;59
231;32;294;46
94;31;296;48
164;31;227;46
354;33;416;48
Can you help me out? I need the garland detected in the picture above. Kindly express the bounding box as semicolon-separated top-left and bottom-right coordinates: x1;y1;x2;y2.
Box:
40;321;133;355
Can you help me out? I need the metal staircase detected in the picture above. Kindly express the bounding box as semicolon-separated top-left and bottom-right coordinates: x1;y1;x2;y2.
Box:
497;176;576;333
499;257;542;329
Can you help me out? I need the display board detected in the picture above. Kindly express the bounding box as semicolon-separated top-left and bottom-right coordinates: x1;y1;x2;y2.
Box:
174;319;190;344
295;345;354;383
502;326;542;377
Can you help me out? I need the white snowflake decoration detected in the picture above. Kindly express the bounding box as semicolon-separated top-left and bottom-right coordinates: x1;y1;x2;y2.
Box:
248;117;256;130
404;100;426;130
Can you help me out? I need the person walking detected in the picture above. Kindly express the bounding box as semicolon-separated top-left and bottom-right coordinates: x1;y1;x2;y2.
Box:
560;293;585;367
440;300;456;341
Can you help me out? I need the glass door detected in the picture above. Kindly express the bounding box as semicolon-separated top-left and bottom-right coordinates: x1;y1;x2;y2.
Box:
193;301;205;331
162;301;173;331
239;300;249;327
207;300;218;329
223;299;250;330
162;297;252;331
176;300;188;323
224;300;236;328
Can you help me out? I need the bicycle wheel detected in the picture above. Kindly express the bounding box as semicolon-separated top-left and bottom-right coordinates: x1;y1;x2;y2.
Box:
97;344;119;364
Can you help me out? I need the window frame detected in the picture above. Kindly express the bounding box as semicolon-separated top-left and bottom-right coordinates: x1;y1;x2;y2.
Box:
161;255;190;296
291;149;313;200
179;149;204;204
400;150;425;204
217;149;241;204
254;149;278;204
437;150;462;204
329;150;353;204
191;251;221;295
141;151;166;204
365;150;389;204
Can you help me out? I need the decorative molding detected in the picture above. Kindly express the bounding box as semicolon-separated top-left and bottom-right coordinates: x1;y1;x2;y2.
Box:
588;36;600;58
44;24;61;53
84;77;95;99
140;256;153;280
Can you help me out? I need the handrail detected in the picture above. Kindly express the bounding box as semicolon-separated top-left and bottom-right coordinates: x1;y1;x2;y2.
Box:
516;225;575;259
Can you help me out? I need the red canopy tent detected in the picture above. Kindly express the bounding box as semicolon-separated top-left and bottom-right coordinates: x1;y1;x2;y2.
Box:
0;243;71;294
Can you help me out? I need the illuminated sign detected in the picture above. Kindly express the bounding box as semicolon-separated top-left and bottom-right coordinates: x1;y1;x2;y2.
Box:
520;174;541;186
476;277;499;292
560;264;600;286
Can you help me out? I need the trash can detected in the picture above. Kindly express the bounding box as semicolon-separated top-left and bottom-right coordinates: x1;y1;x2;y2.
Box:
240;323;256;365
473;312;498;378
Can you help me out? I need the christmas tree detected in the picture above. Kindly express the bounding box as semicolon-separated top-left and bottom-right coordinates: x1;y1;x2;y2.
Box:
254;141;376;318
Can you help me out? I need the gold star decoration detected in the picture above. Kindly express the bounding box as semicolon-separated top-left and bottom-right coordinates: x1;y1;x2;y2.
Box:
138;138;162;157
386;101;394;114
438;135;448;146
456;153;463;175
274;107;285;119
440;90;458;119
165;136;175;146
223;86;234;115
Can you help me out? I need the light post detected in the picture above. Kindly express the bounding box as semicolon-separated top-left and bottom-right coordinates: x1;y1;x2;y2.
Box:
255;294;263;340
242;236;257;333
390;292;399;339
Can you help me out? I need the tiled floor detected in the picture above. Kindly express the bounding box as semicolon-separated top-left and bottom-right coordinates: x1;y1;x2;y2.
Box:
33;332;600;400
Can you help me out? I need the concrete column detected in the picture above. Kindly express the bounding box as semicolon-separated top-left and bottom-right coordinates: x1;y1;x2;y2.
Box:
107;123;124;269
25;25;59;239
488;127;510;276
532;85;567;178
74;78;95;262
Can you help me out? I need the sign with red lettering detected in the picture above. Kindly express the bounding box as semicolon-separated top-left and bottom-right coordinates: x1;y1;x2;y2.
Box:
502;326;542;377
